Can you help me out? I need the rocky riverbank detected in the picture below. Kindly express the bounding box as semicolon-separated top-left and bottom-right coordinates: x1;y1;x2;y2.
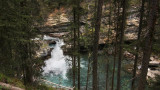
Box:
35;35;57;60
123;52;160;79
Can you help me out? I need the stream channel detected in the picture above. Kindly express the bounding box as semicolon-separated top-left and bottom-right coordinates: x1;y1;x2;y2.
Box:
42;35;132;90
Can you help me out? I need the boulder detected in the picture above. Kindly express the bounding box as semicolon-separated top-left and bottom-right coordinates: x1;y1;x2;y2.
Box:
49;41;56;44
48;32;69;38
47;40;56;45
123;51;135;60
147;69;160;79
149;61;160;68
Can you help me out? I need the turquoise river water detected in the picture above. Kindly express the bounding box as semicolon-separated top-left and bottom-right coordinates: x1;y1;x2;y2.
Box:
42;36;132;90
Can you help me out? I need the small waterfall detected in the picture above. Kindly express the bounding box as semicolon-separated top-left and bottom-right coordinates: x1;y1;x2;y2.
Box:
43;38;71;79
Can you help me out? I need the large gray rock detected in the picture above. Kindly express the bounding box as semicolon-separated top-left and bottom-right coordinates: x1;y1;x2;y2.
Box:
149;61;160;68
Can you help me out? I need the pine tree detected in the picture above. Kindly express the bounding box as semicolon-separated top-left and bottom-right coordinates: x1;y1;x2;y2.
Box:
92;0;104;90
117;0;127;90
138;0;159;90
131;0;145;89
0;0;42;85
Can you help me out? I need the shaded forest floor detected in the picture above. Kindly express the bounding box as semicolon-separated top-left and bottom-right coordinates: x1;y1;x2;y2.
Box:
0;82;24;90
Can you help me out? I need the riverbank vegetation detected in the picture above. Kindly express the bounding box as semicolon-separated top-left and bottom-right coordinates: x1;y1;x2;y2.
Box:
0;0;160;90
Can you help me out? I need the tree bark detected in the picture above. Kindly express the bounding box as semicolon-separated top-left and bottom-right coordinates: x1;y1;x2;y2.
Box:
106;0;112;89
111;1;119;90
77;0;81;89
117;0;127;90
72;7;76;89
131;0;145;90
138;0;159;90
86;54;91;90
92;0;104;90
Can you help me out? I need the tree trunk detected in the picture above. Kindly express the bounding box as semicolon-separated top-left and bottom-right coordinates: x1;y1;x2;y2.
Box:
92;0;104;90
138;0;159;90
72;7;76;89
106;0;112;89
111;1;119;90
77;0;81;89
86;54;91;90
117;0;127;90
131;0;145;89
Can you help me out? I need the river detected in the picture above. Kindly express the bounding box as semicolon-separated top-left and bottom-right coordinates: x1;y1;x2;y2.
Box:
42;36;132;90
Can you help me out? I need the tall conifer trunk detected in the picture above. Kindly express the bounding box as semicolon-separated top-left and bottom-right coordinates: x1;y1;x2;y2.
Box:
111;1;119;90
131;0;145;89
138;0;159;90
106;0;112;89
72;7;76;89
92;0;104;90
117;0;126;90
77;0;81;89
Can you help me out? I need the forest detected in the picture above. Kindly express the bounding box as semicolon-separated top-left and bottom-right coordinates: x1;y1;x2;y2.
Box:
0;0;160;90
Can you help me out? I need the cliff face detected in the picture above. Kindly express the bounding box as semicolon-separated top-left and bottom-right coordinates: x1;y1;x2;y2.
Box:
39;6;140;43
